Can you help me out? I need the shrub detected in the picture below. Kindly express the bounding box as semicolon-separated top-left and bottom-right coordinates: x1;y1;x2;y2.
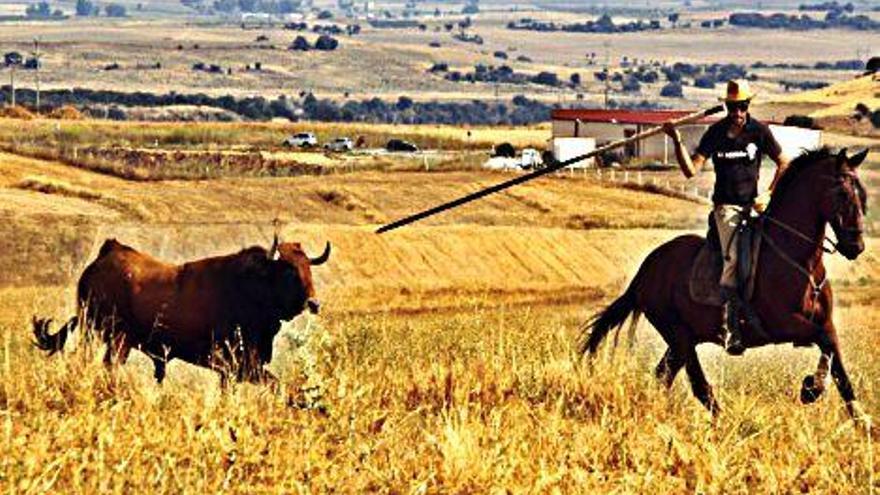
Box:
783;114;817;129
105;3;127;16
660;82;683;97
314;35;339;51
621;77;641;93
694;76;715;89
494;142;516;158
395;96;413;111
76;0;97;15
531;72;559;86
289;36;310;51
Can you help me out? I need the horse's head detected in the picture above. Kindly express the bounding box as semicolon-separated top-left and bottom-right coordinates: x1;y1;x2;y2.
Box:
819;148;868;260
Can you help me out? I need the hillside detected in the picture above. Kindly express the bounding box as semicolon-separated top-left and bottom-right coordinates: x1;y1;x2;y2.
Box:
763;73;880;135
2;147;878;317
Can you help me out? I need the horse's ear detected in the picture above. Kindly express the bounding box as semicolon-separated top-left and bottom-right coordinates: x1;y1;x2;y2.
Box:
849;148;868;168
836;148;848;167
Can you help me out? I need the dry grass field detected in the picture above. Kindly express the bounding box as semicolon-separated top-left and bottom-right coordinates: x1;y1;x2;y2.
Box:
0;13;873;106
0;113;879;492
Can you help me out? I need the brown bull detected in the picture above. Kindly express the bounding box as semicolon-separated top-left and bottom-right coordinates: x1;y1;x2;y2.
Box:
33;237;331;385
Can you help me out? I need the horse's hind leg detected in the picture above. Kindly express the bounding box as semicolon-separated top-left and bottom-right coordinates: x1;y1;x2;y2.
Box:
644;313;687;388
685;346;719;415
152;358;167;384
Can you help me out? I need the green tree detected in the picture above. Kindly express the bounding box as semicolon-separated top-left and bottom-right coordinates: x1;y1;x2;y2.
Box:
75;0;96;15
105;3;127;16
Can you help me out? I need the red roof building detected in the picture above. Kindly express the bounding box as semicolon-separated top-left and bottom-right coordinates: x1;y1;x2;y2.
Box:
551;109;719;126
551;108;718;165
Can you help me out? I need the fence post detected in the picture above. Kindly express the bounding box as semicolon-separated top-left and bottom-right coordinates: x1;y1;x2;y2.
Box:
624;170;629;183
637;171;643;185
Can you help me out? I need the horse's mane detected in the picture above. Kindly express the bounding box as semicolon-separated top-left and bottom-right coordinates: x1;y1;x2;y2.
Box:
772;147;833;199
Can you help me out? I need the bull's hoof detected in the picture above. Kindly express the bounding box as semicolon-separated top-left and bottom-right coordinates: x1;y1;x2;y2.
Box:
800;375;824;404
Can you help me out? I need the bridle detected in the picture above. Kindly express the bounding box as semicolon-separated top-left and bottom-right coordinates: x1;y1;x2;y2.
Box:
757;170;865;322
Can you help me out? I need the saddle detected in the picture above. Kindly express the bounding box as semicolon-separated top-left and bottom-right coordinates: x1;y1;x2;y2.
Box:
689;211;763;306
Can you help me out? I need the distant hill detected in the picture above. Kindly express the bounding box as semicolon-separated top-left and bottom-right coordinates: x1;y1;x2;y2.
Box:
764;73;879;135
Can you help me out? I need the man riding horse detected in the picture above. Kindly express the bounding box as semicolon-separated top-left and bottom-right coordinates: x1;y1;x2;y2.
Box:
663;79;790;355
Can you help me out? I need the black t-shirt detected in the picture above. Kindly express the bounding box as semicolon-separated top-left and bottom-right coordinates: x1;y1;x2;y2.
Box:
696;116;782;206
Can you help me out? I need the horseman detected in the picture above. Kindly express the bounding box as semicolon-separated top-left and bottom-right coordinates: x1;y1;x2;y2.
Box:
663;79;789;355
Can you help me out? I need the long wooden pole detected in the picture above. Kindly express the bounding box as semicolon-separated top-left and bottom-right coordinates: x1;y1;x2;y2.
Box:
376;104;724;234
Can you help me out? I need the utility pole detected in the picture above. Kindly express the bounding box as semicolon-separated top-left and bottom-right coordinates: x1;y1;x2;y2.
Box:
603;40;610;109
9;65;14;107
32;37;41;114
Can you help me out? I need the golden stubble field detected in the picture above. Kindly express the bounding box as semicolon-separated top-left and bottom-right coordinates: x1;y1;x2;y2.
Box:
0;118;879;492
0;14;872;104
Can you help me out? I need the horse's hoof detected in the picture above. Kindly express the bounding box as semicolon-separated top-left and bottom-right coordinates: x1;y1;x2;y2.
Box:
800;375;824;404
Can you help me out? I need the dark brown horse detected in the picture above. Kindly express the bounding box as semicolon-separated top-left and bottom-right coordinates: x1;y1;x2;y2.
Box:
580;148;869;419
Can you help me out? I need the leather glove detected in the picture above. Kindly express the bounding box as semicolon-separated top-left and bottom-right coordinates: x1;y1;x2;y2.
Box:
753;190;772;213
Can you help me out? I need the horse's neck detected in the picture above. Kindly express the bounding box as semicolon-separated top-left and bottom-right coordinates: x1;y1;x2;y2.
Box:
767;169;826;268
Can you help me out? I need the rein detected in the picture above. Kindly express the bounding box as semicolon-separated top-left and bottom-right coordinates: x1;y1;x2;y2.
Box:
757;213;833;322
762;214;839;255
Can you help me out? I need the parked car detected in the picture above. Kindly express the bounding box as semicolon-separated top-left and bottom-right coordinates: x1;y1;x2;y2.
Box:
519;148;543;169
283;132;317;148
324;137;353;152
385;139;419;152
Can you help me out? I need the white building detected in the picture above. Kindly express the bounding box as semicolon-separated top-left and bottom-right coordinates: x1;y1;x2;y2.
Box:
551;108;822;167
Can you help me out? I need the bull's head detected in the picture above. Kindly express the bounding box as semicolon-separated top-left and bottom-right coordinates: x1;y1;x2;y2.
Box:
269;240;331;317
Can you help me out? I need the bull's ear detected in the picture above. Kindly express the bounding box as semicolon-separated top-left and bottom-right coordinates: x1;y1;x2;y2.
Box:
849;148;868;168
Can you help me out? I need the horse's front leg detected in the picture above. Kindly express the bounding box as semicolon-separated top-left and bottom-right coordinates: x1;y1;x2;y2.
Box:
811;319;869;423
800;352;831;404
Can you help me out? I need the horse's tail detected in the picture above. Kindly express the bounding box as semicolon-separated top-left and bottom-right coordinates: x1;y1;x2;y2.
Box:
578;269;644;357
32;316;78;356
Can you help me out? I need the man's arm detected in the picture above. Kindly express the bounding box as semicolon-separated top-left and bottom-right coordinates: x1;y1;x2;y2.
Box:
767;153;790;192
663;123;706;178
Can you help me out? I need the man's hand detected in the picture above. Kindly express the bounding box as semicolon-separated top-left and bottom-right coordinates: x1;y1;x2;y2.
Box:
754;190;772;213
662;122;680;142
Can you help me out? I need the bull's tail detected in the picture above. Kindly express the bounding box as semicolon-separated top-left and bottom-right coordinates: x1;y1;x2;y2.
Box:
578;271;644;357
32;316;78;356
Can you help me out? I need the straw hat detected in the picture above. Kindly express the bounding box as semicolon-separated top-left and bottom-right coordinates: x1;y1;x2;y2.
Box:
719;79;756;102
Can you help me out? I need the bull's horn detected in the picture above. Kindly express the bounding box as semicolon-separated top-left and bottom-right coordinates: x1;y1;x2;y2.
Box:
268;233;280;260
309;242;331;265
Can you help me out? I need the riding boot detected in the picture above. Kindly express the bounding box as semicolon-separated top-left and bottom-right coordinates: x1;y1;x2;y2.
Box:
720;287;746;356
